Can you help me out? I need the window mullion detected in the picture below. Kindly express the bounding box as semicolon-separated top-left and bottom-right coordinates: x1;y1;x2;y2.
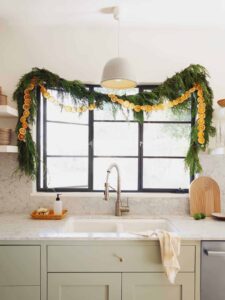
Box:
138;122;143;192
138;87;144;192
88;103;94;191
43;94;48;190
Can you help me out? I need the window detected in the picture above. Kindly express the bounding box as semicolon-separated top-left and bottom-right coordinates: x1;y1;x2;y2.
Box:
37;85;193;192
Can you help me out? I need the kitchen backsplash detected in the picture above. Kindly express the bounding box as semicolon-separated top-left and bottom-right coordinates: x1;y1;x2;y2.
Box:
0;153;224;214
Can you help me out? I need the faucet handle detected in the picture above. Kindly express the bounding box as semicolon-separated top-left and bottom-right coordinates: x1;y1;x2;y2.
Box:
104;182;109;201
122;197;129;207
120;197;129;213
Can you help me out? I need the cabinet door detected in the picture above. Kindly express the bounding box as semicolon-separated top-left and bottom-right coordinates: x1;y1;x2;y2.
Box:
0;246;40;285
0;286;40;300
48;273;121;300
122;273;194;300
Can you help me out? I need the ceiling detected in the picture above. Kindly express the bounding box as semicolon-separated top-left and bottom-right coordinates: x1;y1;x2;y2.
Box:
0;0;225;99
0;0;225;28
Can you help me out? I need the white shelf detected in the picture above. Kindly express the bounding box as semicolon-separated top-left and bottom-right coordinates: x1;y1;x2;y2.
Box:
0;105;18;117
0;145;18;153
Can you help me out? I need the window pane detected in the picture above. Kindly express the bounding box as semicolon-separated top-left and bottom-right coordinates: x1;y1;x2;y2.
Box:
47;157;88;188
46;91;88;124
143;123;191;156
143;90;191;121
94;122;138;156
94;158;138;190
94;103;135;121
144;109;191;122
47;122;88;156
94;87;138;96
143;158;190;189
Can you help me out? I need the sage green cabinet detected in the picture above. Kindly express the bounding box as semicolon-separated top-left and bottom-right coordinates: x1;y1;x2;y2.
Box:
0;286;40;300
48;272;194;300
0;245;40;300
0;241;199;300
0;246;40;285
47;242;199;300
48;245;195;272
48;273;121;300
122;273;195;300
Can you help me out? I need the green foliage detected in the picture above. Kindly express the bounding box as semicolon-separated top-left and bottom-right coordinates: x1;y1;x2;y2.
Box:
13;64;215;178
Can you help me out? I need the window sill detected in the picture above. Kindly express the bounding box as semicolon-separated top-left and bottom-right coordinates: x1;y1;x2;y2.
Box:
30;192;188;199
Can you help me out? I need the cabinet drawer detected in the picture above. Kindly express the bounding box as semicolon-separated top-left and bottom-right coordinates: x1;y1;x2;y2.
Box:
0;246;40;286
0;286;40;300
48;244;195;272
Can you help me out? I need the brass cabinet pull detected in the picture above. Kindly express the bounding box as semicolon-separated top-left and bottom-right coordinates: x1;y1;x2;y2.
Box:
114;254;124;262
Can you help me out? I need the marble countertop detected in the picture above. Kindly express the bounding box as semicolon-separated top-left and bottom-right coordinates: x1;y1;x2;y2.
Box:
0;213;225;241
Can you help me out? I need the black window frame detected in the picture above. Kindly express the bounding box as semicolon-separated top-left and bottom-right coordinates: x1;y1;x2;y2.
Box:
37;84;194;193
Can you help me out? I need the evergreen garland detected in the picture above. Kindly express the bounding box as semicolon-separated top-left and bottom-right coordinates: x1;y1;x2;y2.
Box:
13;64;215;178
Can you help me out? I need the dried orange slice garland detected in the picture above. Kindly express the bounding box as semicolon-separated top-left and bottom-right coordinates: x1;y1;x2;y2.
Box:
18;80;206;145
39;84;96;113
110;83;206;144
17;78;37;141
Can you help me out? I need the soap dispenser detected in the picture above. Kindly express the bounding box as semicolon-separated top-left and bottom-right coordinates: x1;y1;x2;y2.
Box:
54;194;63;215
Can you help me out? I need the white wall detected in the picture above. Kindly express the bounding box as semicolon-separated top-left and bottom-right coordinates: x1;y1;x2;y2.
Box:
0;5;225;213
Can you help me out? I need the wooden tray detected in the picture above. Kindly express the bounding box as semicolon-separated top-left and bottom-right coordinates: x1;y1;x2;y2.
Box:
31;209;68;220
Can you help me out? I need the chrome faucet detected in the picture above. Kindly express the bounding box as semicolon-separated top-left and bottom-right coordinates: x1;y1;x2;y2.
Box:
104;163;129;216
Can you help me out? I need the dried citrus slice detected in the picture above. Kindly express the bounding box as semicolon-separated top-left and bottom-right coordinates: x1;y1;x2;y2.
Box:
197;124;205;131
24;99;31;105
145;105;152;112
198;137;205;144
24;89;30;95
19;128;26;135
43;92;50;98
18;134;25;141
122;100;130;108
23;104;30;110
117;99;124;105
20;116;26;123
88;104;96;110
198;107;205;114
22;122;28;129
128;103;135;109
27;83;35;90
198;131;204;138
23;110;30;117
80;106;87;112
189;87;196;93
134;105;141;112
24;94;31;100
109;95;117;103
197;120;204;127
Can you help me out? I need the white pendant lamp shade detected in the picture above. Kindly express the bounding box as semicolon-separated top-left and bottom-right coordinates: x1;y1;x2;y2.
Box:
101;57;137;89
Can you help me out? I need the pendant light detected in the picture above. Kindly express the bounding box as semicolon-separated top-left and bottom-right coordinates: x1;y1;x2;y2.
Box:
101;7;137;90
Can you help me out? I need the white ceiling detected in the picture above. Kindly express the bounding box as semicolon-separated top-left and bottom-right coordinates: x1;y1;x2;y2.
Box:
0;0;225;101
0;0;225;28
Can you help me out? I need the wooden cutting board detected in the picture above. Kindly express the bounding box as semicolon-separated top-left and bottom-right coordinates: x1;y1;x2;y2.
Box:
189;176;221;216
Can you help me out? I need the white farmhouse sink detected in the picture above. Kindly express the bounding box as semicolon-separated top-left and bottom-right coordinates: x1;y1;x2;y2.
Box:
117;219;175;233
64;220;118;233
63;218;176;234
